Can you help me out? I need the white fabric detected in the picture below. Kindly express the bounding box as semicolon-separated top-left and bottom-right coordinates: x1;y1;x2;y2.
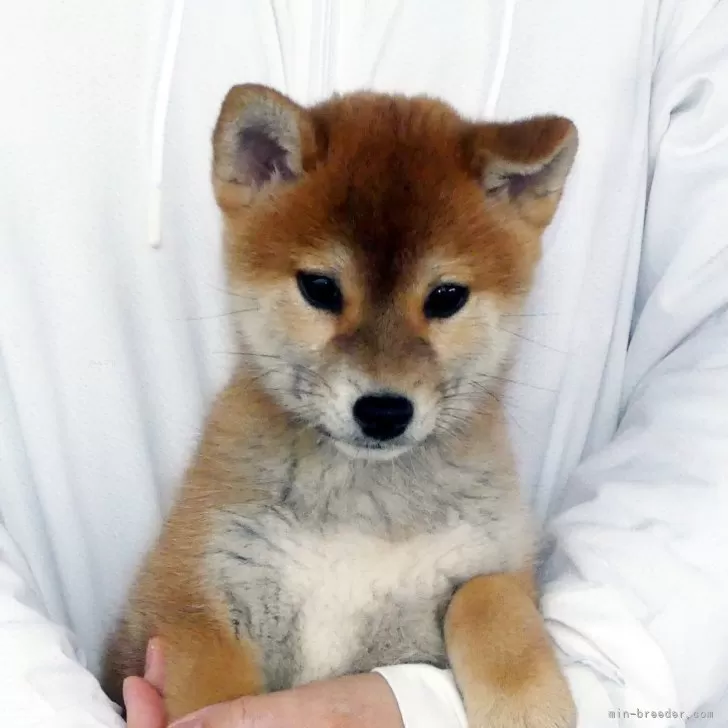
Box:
373;665;467;728
1;1;728;726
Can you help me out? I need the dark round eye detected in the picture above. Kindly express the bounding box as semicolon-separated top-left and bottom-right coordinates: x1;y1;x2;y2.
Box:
296;272;343;314
423;283;470;320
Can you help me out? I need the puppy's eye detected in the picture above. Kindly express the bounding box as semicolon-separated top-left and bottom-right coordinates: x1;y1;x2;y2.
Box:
296;272;343;314
424;284;470;320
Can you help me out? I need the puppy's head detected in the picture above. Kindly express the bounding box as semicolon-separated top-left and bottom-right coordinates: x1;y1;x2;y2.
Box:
212;85;577;460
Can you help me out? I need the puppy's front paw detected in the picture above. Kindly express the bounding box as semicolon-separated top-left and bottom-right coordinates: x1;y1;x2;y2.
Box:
445;571;576;728
464;673;576;728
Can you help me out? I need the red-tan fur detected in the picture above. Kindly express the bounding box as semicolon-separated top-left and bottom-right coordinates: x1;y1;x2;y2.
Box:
103;85;578;727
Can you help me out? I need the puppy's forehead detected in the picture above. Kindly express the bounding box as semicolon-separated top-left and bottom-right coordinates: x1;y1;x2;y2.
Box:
309;96;473;288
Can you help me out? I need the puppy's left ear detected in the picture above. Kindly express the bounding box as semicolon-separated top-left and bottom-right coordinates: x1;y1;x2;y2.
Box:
463;116;578;228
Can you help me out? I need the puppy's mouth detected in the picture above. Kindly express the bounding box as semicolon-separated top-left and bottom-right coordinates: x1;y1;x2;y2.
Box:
315;426;412;461
334;440;411;461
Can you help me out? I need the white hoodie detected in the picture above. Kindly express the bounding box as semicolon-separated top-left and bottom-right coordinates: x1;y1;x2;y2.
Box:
1;1;727;726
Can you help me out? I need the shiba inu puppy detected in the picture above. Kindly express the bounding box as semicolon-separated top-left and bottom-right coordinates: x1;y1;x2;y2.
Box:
104;84;578;727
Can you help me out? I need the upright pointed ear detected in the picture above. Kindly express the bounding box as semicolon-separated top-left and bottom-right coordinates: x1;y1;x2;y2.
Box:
212;84;320;210
463;116;578;228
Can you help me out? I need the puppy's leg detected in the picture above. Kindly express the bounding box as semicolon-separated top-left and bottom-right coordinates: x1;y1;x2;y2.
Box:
160;614;264;721
445;570;575;728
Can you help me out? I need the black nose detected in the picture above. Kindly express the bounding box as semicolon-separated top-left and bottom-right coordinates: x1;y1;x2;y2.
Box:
353;394;414;441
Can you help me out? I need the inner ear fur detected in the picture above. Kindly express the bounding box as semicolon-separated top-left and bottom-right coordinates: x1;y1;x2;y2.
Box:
463;116;579;228
212;84;322;209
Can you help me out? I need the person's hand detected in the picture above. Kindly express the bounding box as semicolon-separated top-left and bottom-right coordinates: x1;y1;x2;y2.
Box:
124;639;405;728
124;638;167;728
165;672;403;728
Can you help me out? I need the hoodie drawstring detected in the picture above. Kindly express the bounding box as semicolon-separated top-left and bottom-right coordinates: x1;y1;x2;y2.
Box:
148;0;185;248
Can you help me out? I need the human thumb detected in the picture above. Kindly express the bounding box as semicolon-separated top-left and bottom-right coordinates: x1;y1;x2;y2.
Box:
123;676;166;728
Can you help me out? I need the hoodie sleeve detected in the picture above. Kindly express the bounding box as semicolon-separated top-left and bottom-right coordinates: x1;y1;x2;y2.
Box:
0;528;125;728
376;2;728;726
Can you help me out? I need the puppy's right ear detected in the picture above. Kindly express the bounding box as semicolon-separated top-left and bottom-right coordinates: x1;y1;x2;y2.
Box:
212;84;320;210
